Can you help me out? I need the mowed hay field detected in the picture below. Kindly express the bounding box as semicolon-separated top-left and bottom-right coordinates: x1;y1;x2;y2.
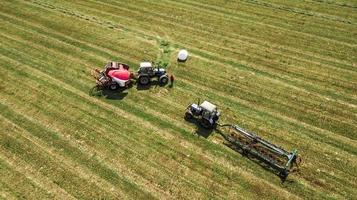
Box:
0;0;356;199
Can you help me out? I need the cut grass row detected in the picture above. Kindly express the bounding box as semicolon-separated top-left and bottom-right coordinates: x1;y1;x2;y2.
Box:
1;19;354;200
12;0;354;110
2;7;354;145
1;12;354;162
30;0;356;100
0;37;294;198
1;0;356;199
2;0;354;173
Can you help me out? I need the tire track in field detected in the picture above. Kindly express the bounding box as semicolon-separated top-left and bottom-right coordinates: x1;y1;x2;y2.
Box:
0;27;340;197
0;101;174;199
70;0;356;73
178;76;354;170
0;38;306;200
12;1;354;108
7;7;344;142
7;43;342;198
0;15;147;67
0;59;184;199
102;0;355;47
188;52;357;109
9;0;356;103
26;0;354;74
1;2;354;198
1;6;354;167
0;48;304;198
0;104;136;199
82;0;356;91
0;39;280;198
131;86;357;187
179;77;357;151
30;0;354;99
0;53;232;200
0;182;17;200
311;0;357;9
150;0;356;47
2;11;354;148
0;157;53;199
0;117;78;200
134;2;356;64
177;63;357;131
175;0;356;31
2;39;354;197
0;115;124;199
0;50;236;198
174;82;357;193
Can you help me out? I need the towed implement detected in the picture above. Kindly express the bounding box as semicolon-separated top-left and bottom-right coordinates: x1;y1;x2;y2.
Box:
91;61;133;90
219;124;298;181
184;100;299;181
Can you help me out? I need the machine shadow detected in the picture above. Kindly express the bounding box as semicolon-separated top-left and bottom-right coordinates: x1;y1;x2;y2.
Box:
102;89;128;100
216;130;293;183
184;117;214;138
136;80;167;90
89;85;130;100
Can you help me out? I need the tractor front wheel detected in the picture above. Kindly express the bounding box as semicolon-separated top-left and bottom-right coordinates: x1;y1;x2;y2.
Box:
159;75;169;85
184;112;193;120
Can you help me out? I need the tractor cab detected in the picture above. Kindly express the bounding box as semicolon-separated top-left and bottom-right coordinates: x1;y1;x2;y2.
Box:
138;62;154;75
185;100;220;128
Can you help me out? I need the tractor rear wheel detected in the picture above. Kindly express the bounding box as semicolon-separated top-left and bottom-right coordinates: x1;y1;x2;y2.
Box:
159;75;169;85
138;75;150;85
201;118;213;129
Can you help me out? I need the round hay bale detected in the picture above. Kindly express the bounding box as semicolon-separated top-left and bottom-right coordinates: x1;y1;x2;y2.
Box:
177;49;188;62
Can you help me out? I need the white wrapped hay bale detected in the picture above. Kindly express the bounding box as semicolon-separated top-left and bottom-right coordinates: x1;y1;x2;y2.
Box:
177;49;188;62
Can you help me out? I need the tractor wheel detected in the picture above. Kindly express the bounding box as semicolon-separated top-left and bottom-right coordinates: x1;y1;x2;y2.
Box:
138;75;150;85
159;75;169;85
201;118;213;129
279;170;289;181
109;83;119;91
184;112;193;120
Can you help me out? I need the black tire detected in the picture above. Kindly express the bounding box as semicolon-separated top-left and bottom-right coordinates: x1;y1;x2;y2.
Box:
159;75;169;85
201;118;213;129
184;112;193;120
109;83;119;91
138;75;150;85
279;170;289;181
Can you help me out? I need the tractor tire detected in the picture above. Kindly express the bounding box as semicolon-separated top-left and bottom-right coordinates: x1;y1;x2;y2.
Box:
159;75;169;85
201;118;213;129
184;112;193;120
138;75;150;85
279;170;289;181
109;83;119;91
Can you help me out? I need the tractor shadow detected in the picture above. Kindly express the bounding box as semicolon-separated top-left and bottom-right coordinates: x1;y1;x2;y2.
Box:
136;80;168;90
184;117;214;138
216;130;296;183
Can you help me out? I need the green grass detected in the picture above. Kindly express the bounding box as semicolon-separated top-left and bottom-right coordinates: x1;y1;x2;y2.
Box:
0;0;356;199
